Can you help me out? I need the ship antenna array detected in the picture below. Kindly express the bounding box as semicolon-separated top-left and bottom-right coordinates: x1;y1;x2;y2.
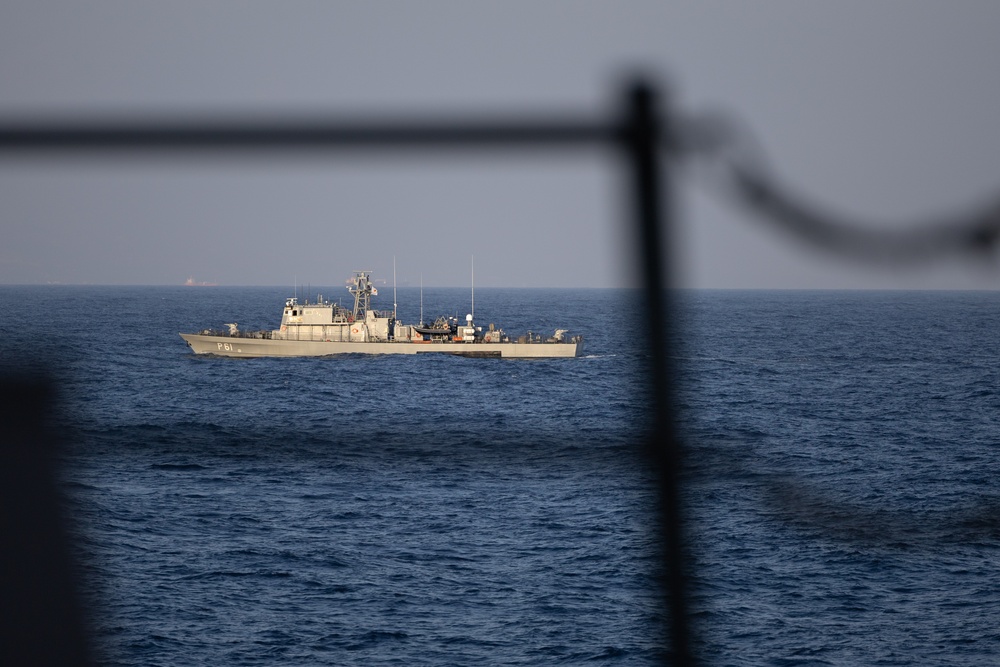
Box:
393;256;397;320
471;254;474;321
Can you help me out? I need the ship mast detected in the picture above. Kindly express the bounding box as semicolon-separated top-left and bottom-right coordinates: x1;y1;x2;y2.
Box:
347;270;376;320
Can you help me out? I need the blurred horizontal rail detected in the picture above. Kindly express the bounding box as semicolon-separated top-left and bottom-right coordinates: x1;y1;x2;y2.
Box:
0;118;619;152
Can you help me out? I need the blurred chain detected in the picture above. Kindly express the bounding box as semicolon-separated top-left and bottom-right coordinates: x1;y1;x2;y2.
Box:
675;110;1000;263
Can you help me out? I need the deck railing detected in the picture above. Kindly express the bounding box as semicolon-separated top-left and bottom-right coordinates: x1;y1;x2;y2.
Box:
3;76;999;667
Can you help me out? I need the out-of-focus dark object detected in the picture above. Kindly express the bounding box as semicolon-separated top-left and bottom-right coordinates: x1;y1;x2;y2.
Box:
0;377;93;666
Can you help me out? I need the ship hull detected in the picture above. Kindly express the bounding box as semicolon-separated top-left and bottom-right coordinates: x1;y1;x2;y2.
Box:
179;333;582;358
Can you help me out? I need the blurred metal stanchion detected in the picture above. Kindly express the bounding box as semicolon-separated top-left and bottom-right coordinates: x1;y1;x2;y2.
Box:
0;378;93;666
621;81;693;666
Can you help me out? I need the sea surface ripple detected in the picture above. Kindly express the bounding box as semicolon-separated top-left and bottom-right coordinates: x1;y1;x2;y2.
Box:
2;287;1000;665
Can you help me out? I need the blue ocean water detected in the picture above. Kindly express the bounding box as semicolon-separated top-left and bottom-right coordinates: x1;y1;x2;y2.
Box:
2;286;1000;665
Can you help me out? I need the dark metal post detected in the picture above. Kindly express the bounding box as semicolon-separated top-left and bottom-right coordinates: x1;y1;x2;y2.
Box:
0;378;94;666
622;81;693;665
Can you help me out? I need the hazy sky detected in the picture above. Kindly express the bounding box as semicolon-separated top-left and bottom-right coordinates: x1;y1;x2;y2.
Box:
2;2;1000;289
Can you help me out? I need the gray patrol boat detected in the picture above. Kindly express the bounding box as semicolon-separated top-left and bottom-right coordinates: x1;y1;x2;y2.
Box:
180;271;583;358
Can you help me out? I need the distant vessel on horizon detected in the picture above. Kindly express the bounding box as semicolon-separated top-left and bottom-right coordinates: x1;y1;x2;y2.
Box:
184;277;218;287
180;270;582;358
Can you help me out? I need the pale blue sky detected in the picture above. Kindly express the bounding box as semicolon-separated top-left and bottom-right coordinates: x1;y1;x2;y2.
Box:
2;2;1000;288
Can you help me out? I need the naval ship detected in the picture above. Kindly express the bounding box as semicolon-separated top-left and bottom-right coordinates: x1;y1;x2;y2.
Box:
180;271;583;358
